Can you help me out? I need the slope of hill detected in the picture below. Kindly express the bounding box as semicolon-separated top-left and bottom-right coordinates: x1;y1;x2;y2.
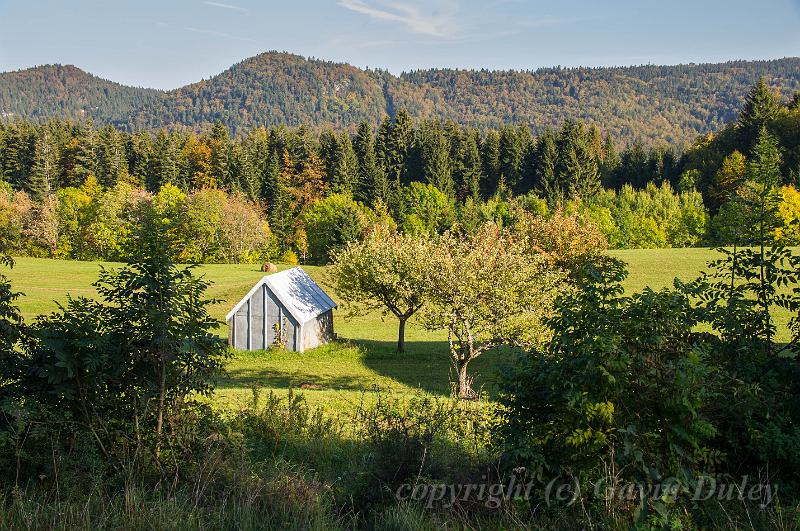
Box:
1;53;799;146
0;64;162;124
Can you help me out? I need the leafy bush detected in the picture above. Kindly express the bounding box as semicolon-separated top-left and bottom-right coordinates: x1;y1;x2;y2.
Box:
395;182;455;236
496;257;718;521
301;193;372;264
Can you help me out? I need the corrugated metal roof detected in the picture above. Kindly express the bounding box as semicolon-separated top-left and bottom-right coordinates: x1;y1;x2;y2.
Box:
225;267;337;324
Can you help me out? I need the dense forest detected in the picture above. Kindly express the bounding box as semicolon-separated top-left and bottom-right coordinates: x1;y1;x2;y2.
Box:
1;52;799;146
1;79;799;264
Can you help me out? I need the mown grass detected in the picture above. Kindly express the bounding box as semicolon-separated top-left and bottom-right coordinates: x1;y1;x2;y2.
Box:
5;247;795;414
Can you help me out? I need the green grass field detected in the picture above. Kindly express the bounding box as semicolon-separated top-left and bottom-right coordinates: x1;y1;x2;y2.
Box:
4;248;794;413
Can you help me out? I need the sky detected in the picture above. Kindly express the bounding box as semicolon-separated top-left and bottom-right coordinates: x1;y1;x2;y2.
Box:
0;0;799;90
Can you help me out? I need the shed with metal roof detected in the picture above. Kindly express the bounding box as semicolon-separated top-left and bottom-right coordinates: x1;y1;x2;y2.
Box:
226;267;337;352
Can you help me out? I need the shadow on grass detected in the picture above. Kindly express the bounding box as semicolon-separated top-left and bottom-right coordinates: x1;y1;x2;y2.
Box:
218;338;516;399
356;339;517;398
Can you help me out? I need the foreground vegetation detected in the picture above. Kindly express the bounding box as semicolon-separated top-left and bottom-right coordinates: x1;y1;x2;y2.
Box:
2;236;800;529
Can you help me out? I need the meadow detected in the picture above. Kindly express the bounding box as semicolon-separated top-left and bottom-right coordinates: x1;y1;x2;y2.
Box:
5;247;794;414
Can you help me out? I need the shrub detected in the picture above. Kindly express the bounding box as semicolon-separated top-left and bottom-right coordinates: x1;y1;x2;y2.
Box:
496;257;719;520
396;182;455;236
280;249;299;265
301;193;371;264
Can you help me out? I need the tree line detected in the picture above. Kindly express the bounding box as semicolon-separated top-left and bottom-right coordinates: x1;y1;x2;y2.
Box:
1;79;799;263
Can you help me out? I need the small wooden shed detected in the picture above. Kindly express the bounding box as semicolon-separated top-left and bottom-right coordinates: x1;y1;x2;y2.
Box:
226;267;337;352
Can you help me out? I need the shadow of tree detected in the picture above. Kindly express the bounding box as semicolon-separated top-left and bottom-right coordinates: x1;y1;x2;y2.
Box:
218;338;517;399
354;338;515;398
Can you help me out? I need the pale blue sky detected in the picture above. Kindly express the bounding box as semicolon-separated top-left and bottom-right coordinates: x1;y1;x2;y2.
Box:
1;0;799;90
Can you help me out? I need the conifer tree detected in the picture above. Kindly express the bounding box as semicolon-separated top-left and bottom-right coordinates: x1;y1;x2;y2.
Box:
29;128;59;201
268;150;296;249
353;121;385;205
738;79;780;150
97;125;129;187
330;132;358;195
498;126;524;192
148;130;180;191
208;121;232;188
127;131;153;187
0;122;35;190
62;124;97;187
601;133;620;185
481;130;501;198
419;121;453;196
534;130;560;204
453;129;482;201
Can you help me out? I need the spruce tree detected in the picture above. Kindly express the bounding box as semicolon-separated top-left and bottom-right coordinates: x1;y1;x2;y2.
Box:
601;133;620;186
148;130;180;191
128;131;153;187
97;125;129;187
534;130;560;204
454;130;482;201
738;79;780;151
498;126;523;193
208;121;231;188
261;148;280;207
330;132;358;195
29;129;59;201
481;130;501;198
0;122;35;190
63;123;97;187
353;122;385;205
420;121;453;196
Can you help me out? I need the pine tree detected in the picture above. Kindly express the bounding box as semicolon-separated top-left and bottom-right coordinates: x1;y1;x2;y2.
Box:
419;121;453;196
353;122;385;205
29;128;59;201
97;125;129;187
498;126;523;193
481;130;501;198
738;79;780;151
330;132;358;195
601;133;620;186
534;130;560;204
208;121;232;189
148;130;180;191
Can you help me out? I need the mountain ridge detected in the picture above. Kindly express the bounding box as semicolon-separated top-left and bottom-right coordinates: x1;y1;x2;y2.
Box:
2;52;799;146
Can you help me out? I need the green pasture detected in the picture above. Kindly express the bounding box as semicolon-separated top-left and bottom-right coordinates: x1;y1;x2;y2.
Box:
5;247;794;413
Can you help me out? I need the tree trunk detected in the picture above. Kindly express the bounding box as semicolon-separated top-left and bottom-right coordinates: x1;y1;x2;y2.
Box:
155;358;166;453
397;317;407;353
456;359;473;399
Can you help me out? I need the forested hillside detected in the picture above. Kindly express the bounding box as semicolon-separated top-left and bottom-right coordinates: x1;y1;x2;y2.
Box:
0;64;162;124
1;52;799;146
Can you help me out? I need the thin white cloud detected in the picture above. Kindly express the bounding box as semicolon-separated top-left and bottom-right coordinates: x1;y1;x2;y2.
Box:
183;26;256;43
202;1;249;13
338;0;458;38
